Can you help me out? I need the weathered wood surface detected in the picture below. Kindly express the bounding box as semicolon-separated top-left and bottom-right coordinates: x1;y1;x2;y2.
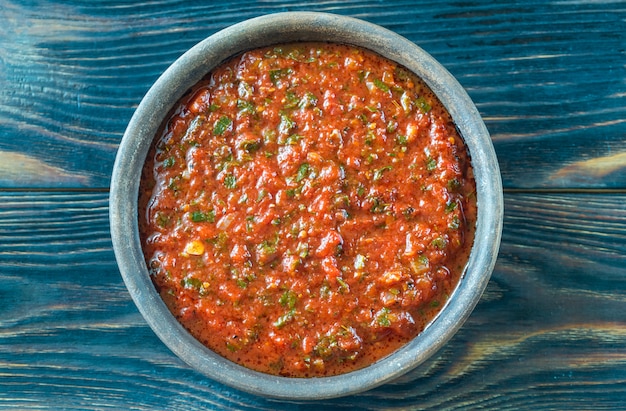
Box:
1;0;625;189
1;192;624;409
1;0;625;409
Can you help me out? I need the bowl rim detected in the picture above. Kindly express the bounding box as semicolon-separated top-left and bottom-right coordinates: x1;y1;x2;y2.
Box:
110;11;503;400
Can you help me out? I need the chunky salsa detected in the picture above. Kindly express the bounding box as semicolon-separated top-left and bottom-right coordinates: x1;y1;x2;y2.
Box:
139;43;476;377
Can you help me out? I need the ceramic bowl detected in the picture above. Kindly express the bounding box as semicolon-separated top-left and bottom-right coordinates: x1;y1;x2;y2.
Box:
110;11;503;400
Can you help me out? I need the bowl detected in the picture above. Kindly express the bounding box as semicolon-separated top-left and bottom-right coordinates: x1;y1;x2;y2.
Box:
110;11;503;400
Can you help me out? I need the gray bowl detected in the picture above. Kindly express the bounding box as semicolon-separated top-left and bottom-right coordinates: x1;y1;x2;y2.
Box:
110;11;503;400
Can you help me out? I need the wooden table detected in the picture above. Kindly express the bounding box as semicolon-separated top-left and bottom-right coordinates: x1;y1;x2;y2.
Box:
1;1;625;409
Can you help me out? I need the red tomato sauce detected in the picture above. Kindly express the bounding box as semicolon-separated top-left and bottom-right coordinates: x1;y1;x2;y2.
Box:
139;43;476;377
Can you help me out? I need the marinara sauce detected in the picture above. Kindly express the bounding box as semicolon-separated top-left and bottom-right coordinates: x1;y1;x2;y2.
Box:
139;43;476;377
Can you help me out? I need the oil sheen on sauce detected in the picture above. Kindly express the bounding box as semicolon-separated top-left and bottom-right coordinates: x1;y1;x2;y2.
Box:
139;43;477;377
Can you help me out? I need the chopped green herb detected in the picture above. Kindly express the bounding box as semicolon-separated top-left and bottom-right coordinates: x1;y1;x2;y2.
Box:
356;184;366;197
274;309;296;329
373;78;390;92
396;134;408;145
245;215;256;232
281;133;304;145
284;91;300;108
226;342;239;352
410;255;429;275
297;242;309;258
224;174;237;189
237;99;256;114
296;163;310;182
269;68;292;84
426;155;437;171
279;290;298;309
181;277;202;291
278;112;296;134
369;196;388;214
416;96;431;113
372;165;393;181
445;200;458;213
155;212;171;228
449;215;460;230
431;236;447;250
376;307;391;327
320;283;331;299
214;115;232;135
299;92;318;109
240;139;262;152
447;178;461;191
190;210;215;223
337;277;350;292
162;156;175;168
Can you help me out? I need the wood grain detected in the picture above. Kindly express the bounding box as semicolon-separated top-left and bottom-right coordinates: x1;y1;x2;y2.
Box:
0;0;624;189
1;0;625;409
0;192;624;409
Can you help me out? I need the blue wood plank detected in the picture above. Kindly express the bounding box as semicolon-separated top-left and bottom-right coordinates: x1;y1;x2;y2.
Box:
0;192;625;409
0;0;624;188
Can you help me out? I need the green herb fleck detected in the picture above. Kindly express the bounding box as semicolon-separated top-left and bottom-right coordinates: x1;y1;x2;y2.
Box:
296;163;310;183
155;212;171;228
337;277;350;292
373;78;390;92
445;200;458;213
449;215;460;230
410;255;429;275
269;68;292;85
181;277;202;291
278;112;296;134
279;290;298;309
416;96;431;113
372;165;393;181
190;210;215;223
369;196;388;214
237;99;256;114
396;134;408;145
426;155;437;171
376;307;391;327
299;92;318;109
356;184;366;197
163;156;175;168
447;178;461;191
284;91;300;109
281;133;304;145
224;174;237;189
214;115;232;135
274;309;296;329
431;236;447;250
297;242;309;258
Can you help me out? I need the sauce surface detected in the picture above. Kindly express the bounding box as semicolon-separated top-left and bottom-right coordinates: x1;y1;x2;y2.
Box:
139;43;476;377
